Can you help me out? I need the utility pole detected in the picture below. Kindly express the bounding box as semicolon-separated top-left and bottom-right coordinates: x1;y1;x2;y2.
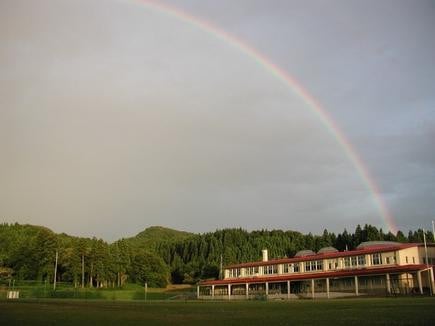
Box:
53;250;58;291
81;254;85;288
219;254;223;280
89;262;93;288
423;229;433;296
432;220;434;242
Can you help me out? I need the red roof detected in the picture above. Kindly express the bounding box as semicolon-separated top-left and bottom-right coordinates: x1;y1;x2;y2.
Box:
224;243;426;269
200;264;428;286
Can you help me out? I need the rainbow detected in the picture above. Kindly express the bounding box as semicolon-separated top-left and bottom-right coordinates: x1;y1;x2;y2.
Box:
126;0;397;233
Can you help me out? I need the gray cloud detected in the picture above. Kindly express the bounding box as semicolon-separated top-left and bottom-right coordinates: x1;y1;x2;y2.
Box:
1;0;434;240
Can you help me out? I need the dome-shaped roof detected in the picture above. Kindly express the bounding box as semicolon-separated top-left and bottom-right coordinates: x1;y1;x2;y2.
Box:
294;249;316;257
317;246;338;254
356;241;400;249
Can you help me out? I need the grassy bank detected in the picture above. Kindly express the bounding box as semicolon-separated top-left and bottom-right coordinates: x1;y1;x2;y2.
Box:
0;297;434;325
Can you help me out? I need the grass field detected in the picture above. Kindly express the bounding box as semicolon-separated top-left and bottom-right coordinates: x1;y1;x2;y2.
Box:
0;282;196;301
1;297;434;325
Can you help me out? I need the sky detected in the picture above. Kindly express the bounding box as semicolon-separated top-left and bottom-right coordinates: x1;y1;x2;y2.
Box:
1;0;434;241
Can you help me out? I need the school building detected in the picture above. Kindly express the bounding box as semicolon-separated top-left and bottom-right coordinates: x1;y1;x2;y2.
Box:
197;241;435;299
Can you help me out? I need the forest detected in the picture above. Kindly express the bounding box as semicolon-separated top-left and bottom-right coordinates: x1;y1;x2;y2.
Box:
0;223;433;288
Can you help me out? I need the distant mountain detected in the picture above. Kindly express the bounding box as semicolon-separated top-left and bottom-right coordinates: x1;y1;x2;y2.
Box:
120;226;195;250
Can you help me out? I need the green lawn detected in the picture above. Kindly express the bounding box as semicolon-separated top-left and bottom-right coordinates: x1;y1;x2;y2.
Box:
1;297;434;325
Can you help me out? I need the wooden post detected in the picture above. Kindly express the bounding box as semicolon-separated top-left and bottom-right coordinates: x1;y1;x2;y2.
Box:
245;283;249;300
212;285;215;299
228;284;231;300
326;278;330;299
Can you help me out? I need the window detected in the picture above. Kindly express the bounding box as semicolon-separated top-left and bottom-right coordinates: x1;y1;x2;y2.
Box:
406;256;408;263
372;253;382;265
351;256;357;266
246;266;259;276
264;265;277;275
283;264;297;273
230;268;240;277
328;259;338;269
305;260;323;272
305;262;311;272
293;263;300;272
344;256;361;268
316;260;323;271
413;257;415;264
386;257;390;264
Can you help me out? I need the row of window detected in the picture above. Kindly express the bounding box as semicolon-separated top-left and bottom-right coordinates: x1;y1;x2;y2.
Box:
228;268;240;278
226;253;397;278
422;257;435;265
245;266;259;276
263;265;278;275
344;255;366;267
305;260;323;272
283;263;300;273
405;256;416;264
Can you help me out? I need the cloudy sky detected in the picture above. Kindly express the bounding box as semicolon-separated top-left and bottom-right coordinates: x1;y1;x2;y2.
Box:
1;0;434;240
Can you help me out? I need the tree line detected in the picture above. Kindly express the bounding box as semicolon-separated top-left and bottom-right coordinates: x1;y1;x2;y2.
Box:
0;223;433;287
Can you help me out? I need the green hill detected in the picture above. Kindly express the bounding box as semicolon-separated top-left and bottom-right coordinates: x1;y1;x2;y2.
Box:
121;226;194;250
